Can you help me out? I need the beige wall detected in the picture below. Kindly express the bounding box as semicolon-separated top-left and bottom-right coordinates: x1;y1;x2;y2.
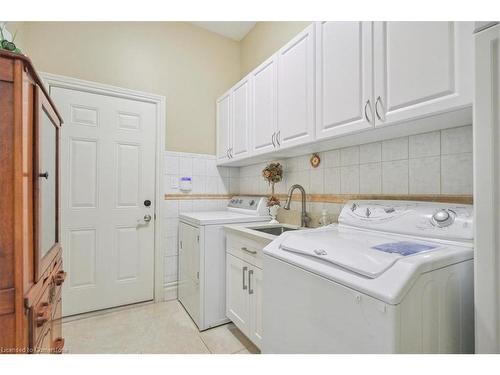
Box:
6;21;310;154
240;21;311;76
14;22;240;154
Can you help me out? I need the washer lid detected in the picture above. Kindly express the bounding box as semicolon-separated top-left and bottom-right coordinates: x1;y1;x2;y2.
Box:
279;228;442;278
179;211;270;225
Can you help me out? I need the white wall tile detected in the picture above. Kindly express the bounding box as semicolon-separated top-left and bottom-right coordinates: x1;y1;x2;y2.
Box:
340;146;360;166
164;155;179;175
164;200;179;218
409;156;441;194
441;153;473;194
206;158;219;176
164;174;179;194
409;131;441;158
165;218;179;237
206;176;219;194
192;175;206;194
164;255;178;284
360;142;382;164
310;168;324;194
287;170;310;191
382;137;408;161
179;156;193;177
382;160;409;194
165;235;178;256
340;165;360;193
322;149;341;168
441;125;473;155
323;167;341;194
360;163;382;194
192;157;207;176
178;200;193;213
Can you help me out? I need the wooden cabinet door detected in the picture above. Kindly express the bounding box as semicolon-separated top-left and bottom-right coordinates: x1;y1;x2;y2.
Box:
178;222;201;327
248;266;263;349
251;55;278;155
226;254;250;335
315;21;374;139
231;76;251;159
277;24;315;149
373;21;473;127
216;91;231;162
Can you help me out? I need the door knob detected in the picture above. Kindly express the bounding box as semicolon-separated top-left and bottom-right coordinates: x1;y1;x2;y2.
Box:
143;214;152;222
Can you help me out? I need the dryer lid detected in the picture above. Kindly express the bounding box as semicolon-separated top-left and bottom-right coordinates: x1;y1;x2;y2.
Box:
279;228;442;278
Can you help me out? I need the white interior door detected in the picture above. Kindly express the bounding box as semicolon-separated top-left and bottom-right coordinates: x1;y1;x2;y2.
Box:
51;86;156;316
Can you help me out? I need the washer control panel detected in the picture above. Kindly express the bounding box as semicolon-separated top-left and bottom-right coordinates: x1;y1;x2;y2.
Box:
227;196;269;216
340;200;473;241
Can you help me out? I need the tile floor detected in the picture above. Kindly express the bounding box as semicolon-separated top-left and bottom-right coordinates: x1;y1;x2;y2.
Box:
62;300;260;354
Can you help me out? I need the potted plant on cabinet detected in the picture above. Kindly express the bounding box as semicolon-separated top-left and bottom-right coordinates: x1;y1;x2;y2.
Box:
262;162;283;224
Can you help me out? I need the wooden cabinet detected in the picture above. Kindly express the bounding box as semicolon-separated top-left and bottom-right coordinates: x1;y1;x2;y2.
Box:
315;21;374;139
251;55;278;155
216;91;231;162
277;23;315;149
373;21;473;127
0;50;65;354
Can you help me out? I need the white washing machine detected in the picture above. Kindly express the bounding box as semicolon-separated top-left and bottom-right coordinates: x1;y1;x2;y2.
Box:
178;196;269;331
263;200;474;353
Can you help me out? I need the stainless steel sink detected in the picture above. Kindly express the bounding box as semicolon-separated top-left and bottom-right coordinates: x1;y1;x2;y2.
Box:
249;226;300;236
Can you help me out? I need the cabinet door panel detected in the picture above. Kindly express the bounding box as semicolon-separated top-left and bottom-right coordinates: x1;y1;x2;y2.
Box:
252;56;277;155
178;222;201;328
316;21;374;139
232;78;251;159
249;267;263;349
226;254;249;335
216;92;231;161
277;24;315;148
374;22;473;126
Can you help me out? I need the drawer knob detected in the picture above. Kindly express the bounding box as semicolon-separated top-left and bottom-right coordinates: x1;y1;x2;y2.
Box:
54;270;67;286
36;304;50;327
53;337;65;354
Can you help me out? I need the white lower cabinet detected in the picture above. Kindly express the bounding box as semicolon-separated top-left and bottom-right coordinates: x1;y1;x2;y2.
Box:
226;253;263;349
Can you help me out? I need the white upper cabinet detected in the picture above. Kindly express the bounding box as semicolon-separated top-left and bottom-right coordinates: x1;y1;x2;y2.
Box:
231;76;252;159
216;91;231;162
277;24;315;149
315;21;374;139
251;55;278;155
373;22;473;127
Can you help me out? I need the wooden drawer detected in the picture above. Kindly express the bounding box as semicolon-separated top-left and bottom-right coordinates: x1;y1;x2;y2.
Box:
31;281;53;348
226;233;267;269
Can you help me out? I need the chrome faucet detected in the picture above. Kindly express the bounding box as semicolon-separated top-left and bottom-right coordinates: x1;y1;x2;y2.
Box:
283;184;310;227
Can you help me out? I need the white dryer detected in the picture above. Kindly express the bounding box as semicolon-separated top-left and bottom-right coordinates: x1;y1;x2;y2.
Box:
263;200;474;353
178;196;269;331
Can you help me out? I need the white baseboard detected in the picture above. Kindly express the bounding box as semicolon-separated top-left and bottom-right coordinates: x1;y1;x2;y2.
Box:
163;282;178;301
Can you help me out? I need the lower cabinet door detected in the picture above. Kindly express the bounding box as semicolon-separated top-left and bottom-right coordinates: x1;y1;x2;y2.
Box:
51;292;64;354
248;267;263;349
226;254;250;335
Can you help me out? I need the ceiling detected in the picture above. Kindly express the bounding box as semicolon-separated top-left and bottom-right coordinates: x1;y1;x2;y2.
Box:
190;22;257;41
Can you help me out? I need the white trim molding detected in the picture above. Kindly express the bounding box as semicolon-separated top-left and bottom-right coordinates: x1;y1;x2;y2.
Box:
40;72;167;305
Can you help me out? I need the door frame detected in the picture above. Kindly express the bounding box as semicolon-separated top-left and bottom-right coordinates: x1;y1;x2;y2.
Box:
40;72;166;304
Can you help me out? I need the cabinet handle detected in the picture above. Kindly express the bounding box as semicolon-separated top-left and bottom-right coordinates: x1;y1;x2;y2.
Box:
271;132;276;147
364;99;373;123
241;246;257;255
248;269;254;295
242;266;248;290
226;149;230;158
230;148;233;158
38;171;49;179
375;96;383;122
276;131;281;146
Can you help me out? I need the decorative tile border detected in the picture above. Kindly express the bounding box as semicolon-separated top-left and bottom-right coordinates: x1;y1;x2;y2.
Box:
165;193;473;204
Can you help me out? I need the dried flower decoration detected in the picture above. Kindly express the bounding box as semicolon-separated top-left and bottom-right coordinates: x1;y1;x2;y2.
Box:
262;162;283;207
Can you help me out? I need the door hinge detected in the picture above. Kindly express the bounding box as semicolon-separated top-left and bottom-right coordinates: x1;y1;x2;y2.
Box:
197;235;199;243
196;271;199;280
180;240;183;249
